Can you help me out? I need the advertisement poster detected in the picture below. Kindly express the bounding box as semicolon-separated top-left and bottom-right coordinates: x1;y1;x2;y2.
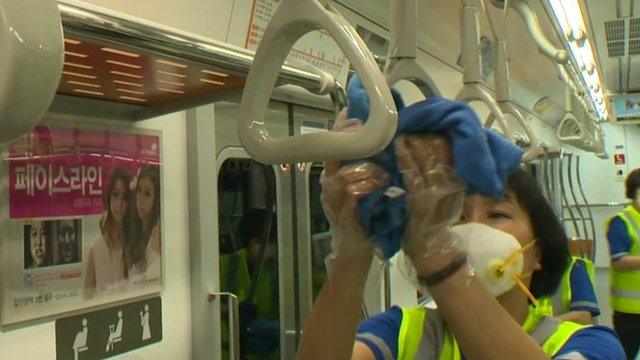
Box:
1;124;163;325
612;93;640;120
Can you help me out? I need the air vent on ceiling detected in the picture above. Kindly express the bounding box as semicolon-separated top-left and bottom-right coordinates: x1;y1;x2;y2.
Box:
629;18;640;55
630;18;640;39
630;38;640;56
604;19;626;57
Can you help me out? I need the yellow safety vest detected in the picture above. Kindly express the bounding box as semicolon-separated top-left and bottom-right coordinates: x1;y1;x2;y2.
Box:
532;298;554;317
536;256;596;316
610;205;640;314
220;249;279;319
397;306;587;360
219;249;279;359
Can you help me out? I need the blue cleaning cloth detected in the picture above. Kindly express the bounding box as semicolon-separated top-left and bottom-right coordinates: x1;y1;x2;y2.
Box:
345;75;523;259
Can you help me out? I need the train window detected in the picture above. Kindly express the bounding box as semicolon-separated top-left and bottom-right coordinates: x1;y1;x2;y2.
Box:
218;158;280;359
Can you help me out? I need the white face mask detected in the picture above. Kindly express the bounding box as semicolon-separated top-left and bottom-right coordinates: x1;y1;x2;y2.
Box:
451;222;537;302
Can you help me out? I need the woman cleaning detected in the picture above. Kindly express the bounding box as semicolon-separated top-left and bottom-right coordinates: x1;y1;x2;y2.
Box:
297;79;624;360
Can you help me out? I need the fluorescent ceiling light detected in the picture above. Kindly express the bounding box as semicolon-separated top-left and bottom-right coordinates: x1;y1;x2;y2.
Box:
549;0;609;119
549;0;571;37
549;0;585;41
568;42;596;74
564;0;586;41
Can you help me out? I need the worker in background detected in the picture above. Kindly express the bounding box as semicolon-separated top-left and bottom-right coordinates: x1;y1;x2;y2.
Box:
535;255;599;324
606;168;640;360
220;209;279;359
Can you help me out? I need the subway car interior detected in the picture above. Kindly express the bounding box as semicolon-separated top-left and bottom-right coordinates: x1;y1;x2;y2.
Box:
1;0;640;359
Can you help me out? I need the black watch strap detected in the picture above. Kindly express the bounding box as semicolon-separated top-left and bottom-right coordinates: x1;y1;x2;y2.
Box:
417;252;468;287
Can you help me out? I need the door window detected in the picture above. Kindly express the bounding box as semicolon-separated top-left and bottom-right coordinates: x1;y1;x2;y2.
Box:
218;158;279;359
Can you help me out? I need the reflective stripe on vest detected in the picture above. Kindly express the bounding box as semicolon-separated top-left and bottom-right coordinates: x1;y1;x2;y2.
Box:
398;307;587;360
610;206;640;314
359;333;395;360
536;318;585;356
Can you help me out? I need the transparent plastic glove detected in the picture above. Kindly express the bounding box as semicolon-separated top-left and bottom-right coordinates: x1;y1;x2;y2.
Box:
320;110;390;255
395;134;467;273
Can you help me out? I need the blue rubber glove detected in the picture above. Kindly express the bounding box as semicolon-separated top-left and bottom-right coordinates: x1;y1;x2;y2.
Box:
344;74;523;259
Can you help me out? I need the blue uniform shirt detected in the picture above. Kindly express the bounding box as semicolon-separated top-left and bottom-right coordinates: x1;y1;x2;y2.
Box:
607;216;633;262
568;259;600;316
356;306;624;360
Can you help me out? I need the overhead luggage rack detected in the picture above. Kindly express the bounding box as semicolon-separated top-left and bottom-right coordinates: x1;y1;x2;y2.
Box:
58;35;247;106
52;0;338;120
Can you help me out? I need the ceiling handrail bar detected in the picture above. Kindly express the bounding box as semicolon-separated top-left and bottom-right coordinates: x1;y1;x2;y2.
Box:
456;1;513;140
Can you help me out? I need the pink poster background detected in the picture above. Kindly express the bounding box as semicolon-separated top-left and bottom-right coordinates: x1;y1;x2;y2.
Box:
8;126;160;219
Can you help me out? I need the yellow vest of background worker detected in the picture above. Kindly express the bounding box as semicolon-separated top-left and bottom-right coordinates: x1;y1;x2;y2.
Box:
610;205;640;314
397;306;587;360
219;248;279;359
535;256;596;317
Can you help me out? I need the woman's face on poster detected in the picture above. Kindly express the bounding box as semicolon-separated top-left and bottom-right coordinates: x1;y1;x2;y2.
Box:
57;220;77;263
110;179;127;224
136;177;155;224
29;221;47;266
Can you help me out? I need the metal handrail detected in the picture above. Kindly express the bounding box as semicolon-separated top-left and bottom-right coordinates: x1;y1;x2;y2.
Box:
456;2;512;139
482;25;543;160
566;155;589;246
209;292;240;360
384;0;442;98
491;0;569;64
575;156;597;256
558;151;581;238
58;0;336;97
541;150;553;203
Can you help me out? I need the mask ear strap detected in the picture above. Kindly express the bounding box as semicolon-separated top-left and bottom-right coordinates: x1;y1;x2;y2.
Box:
512;272;538;306
497;239;538;274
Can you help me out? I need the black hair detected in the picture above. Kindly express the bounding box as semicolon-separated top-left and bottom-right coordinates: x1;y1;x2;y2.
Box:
625;168;640;199
101;167;132;236
506;167;569;299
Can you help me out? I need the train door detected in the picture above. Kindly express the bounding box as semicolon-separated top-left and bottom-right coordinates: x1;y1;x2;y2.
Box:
210;100;386;359
217;149;284;360
289;105;332;328
213;100;294;359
